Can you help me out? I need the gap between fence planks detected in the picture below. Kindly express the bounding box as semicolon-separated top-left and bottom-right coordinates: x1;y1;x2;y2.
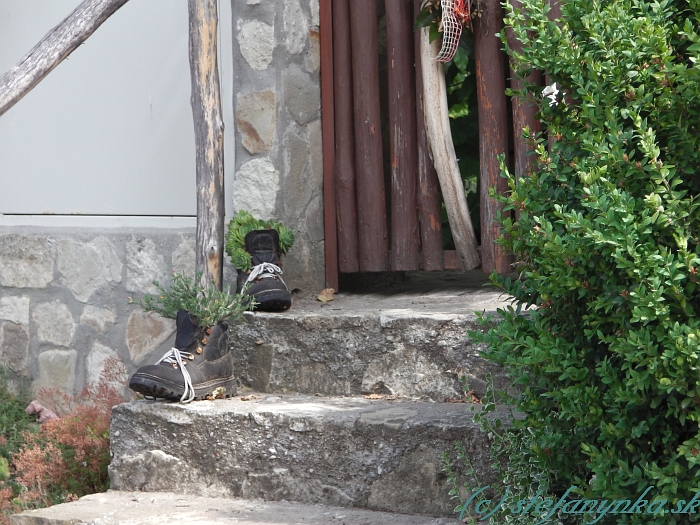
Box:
0;0;131;118
418;28;480;271
188;0;225;290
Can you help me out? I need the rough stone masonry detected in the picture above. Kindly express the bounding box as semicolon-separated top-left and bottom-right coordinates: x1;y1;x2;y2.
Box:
0;229;204;398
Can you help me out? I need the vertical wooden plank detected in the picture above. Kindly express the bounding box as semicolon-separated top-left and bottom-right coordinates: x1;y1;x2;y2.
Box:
385;0;420;271
320;0;339;289
332;0;360;274
349;0;388;272
507;0;541;182
473;0;513;275
548;0;562;22
413;0;443;271
546;0;561;154
188;0;224;290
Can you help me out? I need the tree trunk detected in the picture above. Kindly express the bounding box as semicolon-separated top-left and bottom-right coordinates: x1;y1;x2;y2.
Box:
0;0;130;118
419;28;481;271
188;0;225;290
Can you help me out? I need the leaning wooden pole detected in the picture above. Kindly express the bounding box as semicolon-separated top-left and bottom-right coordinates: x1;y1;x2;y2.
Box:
0;0;130;118
188;0;225;290
419;28;480;271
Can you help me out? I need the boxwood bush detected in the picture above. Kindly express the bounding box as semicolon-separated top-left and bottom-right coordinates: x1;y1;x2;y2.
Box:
472;0;700;523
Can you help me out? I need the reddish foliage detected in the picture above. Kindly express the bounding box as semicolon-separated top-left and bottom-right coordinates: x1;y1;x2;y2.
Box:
0;357;132;522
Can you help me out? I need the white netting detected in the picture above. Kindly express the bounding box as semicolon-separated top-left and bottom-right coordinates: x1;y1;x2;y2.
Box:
435;0;463;62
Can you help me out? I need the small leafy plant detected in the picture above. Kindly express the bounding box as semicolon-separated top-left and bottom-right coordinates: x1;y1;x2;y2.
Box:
225;210;295;271
129;272;254;327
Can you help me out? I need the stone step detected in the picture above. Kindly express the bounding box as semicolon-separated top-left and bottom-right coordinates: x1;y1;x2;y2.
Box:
231;284;510;401
11;491;463;524
108;394;504;517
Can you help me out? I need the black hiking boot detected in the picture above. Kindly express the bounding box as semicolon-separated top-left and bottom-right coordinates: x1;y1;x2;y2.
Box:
237;229;292;312
128;310;236;402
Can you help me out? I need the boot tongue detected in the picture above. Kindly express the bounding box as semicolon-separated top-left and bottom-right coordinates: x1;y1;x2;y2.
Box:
174;310;199;349
245;230;280;266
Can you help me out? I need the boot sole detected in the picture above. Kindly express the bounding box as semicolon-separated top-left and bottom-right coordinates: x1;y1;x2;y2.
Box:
252;290;292;312
129;374;238;401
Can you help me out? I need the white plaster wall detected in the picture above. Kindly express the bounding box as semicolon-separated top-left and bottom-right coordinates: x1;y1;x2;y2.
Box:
0;0;234;218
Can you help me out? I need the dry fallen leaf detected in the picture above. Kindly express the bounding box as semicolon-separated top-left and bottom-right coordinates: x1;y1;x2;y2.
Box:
317;288;335;302
212;387;227;399
255;339;265;345
466;390;482;404
364;394;396;400
240;394;259;401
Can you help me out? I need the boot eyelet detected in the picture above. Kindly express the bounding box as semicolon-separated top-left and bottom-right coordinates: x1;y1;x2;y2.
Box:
188;354;195;361
172;363;178;369
202;338;208;345
196;347;203;354
206;327;212;335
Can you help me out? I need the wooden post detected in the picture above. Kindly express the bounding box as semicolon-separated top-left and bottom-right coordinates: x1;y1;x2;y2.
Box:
419;29;480;271
546;0;562;153
349;0;388;272
320;0;339;290
507;0;541;183
386;0;420;271
332;0;360;274
188;0;224;290
0;0;130;118
473;0;513;274
414;0;444;271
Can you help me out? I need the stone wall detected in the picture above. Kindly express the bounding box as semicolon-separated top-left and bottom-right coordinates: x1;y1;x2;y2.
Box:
0;227;239;401
231;0;324;294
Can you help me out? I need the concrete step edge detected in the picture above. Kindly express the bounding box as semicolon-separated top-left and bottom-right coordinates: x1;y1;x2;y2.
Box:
10;490;463;525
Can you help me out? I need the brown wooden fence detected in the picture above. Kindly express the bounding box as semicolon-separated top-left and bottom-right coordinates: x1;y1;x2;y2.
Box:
321;0;540;290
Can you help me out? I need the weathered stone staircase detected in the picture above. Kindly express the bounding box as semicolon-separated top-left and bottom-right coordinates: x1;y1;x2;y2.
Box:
12;273;513;525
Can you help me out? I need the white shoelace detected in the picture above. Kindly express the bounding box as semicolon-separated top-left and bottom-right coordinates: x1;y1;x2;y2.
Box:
243;262;287;291
155;347;195;403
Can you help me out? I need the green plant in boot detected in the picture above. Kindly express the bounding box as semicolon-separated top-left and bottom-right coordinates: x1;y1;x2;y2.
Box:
128;274;255;402
226;211;295;312
129;272;254;327
225;210;295;272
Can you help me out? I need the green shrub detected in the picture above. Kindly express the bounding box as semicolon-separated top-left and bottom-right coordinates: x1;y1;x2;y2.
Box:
0;369;35;465
471;0;700;523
